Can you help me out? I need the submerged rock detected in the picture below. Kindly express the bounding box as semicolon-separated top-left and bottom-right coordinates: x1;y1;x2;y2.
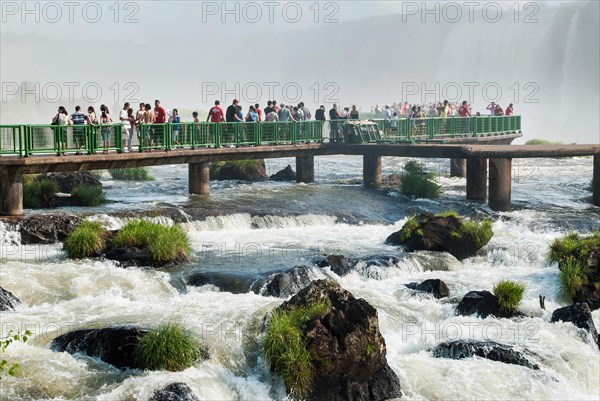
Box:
186;271;257;294
385;213;492;260
455;290;522;318
270;164;296;181
252;266;320;297
432;340;539;370
406;279;449;298
19;214;82;244
551;303;600;347
51;326;147;369
0;286;21;311
265;279;402;401
149;383;199;401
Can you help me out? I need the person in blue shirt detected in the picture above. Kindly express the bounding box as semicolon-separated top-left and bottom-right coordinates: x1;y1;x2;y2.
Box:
171;108;181;146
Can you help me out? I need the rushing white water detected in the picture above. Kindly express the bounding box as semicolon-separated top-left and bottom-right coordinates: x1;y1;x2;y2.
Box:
1;155;599;401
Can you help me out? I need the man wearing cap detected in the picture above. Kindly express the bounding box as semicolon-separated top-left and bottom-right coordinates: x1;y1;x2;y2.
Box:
226;99;239;123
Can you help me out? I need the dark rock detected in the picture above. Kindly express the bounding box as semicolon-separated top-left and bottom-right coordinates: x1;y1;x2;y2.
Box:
432;340;539;370
322;255;359;276
36;172;102;193
574;283;600;311
51;326;147;369
186;271;257;294
269;279;402;401
0;286;21;311
19;214;82;244
270;164;296;181
210;160;267;181
551;303;600;347
385;213;492;260
456;290;521;318
105;244;187;268
406;279;449;298
252;266;318;297
149;383;199;401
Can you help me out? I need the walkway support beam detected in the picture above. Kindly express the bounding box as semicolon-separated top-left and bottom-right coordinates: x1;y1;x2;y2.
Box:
594;154;600;207
189;162;210;195
296;155;315;183
466;157;488;201
363;155;382;188
450;158;466;178
0;171;23;216
489;158;512;211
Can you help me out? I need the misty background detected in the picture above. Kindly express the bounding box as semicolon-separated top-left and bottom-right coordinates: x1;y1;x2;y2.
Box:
1;0;598;144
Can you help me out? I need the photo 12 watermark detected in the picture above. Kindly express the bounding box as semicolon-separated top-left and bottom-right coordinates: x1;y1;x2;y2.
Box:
399;1;540;24
1;1;140;24
199;1;340;24
1;81;141;104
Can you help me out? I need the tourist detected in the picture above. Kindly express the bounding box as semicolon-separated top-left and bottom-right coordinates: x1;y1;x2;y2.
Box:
459;100;471;133
410;106;419;135
127;108;136;142
100;110;113;154
339;107;349;119
171;108;181;146
329;104;340;141
265;108;279;122
294;106;304;122
495;106;504;116
278;103;294;122
120;102;133;152
300;102;311;120
71;106;86;154
350;105;359;120
235;105;244;122
505;103;514;116
135;103;145;144
315;105;326;122
192;111;200;122
52;106;72;155
486;102;498;116
391;112;398;132
207;100;225;122
437;100;449;134
255;103;263;122
86;106;98;126
246;105;258;122
143;103;155;150
383;104;392;121
264;101;273;116
273;100;280;111
226;99;239;122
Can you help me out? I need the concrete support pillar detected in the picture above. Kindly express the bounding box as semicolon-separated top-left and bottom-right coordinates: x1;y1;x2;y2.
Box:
189;162;210;195
363;155;382;189
489;158;512;211
296;155;314;183
0;171;23;216
450;158;466;178
594;154;600;207
466;157;487;201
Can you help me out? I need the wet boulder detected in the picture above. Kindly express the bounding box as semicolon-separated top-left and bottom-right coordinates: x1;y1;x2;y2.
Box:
210;160;267;181
51;326;147;369
270;164;296;181
149;383;199;401
406;279;449;298
385;213;493;260
432;340;539;370
19;214;82;244
186;271;257;294
0;286;21;311
36;172;102;193
252;266;320;297
551;303;600;347
320;254;359;276
456;290;522;318
264;279;402;401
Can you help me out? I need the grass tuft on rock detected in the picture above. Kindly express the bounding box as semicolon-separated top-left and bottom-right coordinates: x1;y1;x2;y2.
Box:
549;231;600;266
64;221;107;258
493;280;525;312
135;322;202;371
400;160;442;198
109;167;154;181
23;178;59;208
71;185;107;206
263;300;331;399
437;210;459;218
558;259;586;301
112;220;191;264
454;220;494;249
399;216;420;241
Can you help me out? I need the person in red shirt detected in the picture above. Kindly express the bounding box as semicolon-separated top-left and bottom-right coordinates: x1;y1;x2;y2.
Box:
154;99;167;123
505;103;514;116
255;103;263;122
458;100;471;133
207;100;225;122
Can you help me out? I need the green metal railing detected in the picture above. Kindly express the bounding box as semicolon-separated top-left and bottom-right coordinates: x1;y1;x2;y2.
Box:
0;116;519;157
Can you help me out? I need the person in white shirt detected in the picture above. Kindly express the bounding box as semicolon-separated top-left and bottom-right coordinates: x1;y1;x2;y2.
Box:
120;102;133;151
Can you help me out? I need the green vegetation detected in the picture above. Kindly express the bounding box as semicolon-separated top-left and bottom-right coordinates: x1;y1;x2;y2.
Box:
263;300;332;399
64;221;107;259
525;138;562;145
493;280;525;312
399;216;420;241
1;330;31;380
109;167;154;181
558;260;586;301
454;220;494;249
211;160;265;179
400;160;442;198
112;220;191;264
437;210;459;218
71;185;107;206
134;322;202;371
23;178;59;208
